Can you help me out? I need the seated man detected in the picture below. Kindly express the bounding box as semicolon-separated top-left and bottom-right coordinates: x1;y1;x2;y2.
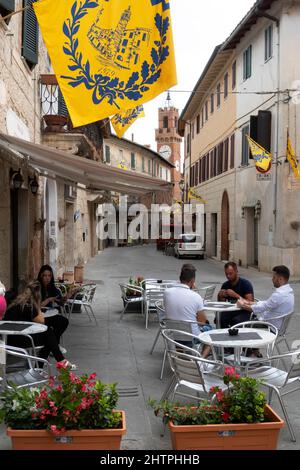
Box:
238;265;294;330
164;264;212;358
218;262;254;328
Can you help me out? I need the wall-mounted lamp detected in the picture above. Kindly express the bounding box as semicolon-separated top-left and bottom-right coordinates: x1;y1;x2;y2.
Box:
10;169;24;190
179;179;185;192
28;175;39;195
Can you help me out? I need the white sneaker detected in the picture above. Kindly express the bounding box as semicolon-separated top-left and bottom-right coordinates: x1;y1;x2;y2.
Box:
59;346;67;354
62;359;77;371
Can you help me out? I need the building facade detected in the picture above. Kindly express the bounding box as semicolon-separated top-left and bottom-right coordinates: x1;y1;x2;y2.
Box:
179;0;300;275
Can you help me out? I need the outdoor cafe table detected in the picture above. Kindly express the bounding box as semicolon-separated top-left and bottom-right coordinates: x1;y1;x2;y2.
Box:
202;301;241;328
198;327;276;366
0;321;48;354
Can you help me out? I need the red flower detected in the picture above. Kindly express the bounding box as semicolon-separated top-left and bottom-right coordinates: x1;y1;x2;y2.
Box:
221;412;231;423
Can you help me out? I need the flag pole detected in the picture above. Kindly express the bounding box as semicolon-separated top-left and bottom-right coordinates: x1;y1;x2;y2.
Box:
0;5;30;23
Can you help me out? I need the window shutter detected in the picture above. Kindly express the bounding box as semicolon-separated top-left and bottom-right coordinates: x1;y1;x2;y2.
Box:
58;89;68;116
0;0;15;11
22;0;39;67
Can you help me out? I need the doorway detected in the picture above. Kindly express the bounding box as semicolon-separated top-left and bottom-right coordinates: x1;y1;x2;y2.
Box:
10;189;28;292
221;191;230;260
44;179;58;270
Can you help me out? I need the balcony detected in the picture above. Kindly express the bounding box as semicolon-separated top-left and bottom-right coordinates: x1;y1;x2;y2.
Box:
40;74;110;161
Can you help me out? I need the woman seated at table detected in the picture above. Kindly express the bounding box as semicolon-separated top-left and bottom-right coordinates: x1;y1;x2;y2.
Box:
37;265;69;354
3;281;75;368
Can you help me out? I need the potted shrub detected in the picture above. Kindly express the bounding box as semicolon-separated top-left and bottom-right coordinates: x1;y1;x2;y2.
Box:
126;276;144;296
150;367;284;450
0;362;126;450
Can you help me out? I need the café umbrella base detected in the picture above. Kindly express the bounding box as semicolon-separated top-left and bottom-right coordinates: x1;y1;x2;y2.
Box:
7;411;126;450
168;406;284;450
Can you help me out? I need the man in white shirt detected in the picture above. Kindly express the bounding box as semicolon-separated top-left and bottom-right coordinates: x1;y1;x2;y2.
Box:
238;265;294;330
164;264;212;357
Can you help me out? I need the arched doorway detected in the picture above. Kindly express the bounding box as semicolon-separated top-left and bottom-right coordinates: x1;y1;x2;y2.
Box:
44;179;58;270
221;191;230;261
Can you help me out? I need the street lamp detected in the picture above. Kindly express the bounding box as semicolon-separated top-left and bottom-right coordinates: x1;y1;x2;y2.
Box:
10;169;24;190
28;175;39;195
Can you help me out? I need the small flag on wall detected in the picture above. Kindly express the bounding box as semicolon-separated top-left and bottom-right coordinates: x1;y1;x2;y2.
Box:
34;0;177;127
286;131;300;179
246;135;272;173
111;106;145;139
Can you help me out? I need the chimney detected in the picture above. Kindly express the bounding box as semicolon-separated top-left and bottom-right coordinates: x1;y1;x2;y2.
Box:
131;133;134;142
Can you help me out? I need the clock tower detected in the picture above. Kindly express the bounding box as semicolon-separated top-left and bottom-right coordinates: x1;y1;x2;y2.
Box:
155;93;182;202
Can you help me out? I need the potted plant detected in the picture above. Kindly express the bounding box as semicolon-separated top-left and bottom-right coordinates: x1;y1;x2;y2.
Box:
126;276;144;296
0;362;126;450
150;367;284;450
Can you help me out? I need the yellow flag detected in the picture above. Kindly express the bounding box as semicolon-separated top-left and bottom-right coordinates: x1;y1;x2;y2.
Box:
111;105;145;138
34;0;177;127
246;135;272;172
287;132;300;179
188;188;206;203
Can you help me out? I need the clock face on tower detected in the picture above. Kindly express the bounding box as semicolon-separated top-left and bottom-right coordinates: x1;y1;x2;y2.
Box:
159;144;172;159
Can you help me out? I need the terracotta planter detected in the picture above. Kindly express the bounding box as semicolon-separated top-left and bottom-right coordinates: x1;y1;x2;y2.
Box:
169;406;284;450
7;411;126;450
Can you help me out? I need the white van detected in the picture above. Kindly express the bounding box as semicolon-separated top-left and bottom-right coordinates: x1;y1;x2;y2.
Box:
174;234;205;259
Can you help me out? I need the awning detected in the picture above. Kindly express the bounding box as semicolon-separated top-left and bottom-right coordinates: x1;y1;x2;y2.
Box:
0;133;172;196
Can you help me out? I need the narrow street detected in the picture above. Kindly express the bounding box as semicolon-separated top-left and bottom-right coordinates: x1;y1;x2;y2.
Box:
2;245;299;450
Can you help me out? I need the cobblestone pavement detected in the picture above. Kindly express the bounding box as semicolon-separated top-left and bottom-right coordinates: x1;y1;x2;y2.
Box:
1;245;300;449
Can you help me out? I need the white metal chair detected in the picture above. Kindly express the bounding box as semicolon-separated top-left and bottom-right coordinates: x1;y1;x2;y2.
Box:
250;311;294;354
149;300;165;355
0;344;51;390
158;319;212;380
245;349;300;442
119;283;144;322
196;284;217;301
161;329;224;402
65;283;97;324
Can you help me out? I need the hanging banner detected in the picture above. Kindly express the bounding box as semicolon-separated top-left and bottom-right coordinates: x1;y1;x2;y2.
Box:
246;135;272;173
111;105;145;138
286;132;300;179
34;0;177;127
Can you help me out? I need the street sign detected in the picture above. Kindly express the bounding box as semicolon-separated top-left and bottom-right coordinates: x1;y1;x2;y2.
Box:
256;173;271;181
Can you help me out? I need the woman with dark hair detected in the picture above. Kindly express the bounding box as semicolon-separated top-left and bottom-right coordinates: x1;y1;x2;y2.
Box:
3;282;76;369
37;265;70;356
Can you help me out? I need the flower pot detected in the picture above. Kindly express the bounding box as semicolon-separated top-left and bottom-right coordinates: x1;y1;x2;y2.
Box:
168;406;284;450
74;265;84;283
7;411;126;450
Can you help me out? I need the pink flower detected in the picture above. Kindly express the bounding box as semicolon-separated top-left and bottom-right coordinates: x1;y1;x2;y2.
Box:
216;390;225;402
50;425;61;435
224;366;236;377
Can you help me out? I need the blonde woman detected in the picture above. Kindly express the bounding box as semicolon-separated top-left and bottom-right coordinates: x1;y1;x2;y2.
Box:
3;282;76;369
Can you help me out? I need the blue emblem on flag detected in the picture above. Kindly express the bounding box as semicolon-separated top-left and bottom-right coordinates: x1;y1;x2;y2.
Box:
151;0;170;11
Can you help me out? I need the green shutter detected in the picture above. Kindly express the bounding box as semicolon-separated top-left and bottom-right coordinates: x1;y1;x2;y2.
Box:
0;0;15;13
22;0;39;67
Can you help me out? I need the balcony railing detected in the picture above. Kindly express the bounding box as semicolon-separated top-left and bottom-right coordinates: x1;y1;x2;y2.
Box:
40;74;109;151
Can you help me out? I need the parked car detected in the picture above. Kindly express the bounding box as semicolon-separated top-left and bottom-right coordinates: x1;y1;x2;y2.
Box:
174;234;205;259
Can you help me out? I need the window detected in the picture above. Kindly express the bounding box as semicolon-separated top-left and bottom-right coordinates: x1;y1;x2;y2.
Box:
195;162;199;186
159;166;162;178
210;93;214;114
131;152;136;169
148;159;151;174
196;114;200;134
0;0;15;23
163;116;168;128
153;161;156;177
104;145;110;163
205;101;208;121
210;151;214;178
142;156;145;172
224;73;228;99
241;125;250;166
224;138;229;172
232;61;236;90
230;133;235;169
265;25;273;61
186;133;190;155
217;143;223;175
191;123;194;140
243;45;252;80
22;0;39;68
217;83;221;107
201;108;204;127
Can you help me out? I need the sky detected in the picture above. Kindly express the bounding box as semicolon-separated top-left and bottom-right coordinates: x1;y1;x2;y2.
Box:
122;0;255;150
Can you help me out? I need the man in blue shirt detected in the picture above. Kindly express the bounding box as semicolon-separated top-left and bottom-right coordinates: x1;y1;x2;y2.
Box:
218;262;254;328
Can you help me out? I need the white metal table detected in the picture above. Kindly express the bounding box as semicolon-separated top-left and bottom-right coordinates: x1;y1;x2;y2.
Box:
0;321;48;355
203;301;241;328
198;327;276;366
